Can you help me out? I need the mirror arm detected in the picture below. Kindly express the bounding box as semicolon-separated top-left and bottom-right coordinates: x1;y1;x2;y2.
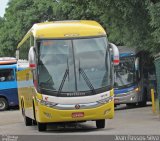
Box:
109;43;120;65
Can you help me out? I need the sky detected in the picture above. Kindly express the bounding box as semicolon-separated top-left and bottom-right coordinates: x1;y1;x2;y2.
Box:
0;0;9;17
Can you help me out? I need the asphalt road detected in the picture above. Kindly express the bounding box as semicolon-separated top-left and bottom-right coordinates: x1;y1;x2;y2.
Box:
0;104;160;135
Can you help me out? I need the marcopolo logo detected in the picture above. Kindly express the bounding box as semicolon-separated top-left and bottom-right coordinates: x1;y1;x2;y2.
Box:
75;104;80;109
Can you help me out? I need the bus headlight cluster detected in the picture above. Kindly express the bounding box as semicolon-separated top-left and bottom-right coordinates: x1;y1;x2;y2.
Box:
37;99;57;107
98;96;114;104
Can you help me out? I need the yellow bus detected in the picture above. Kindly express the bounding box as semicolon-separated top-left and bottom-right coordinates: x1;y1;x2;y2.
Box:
16;20;119;131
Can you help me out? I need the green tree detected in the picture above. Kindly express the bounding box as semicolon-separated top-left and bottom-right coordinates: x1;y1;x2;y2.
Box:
147;1;160;53
0;0;160;56
58;0;159;53
0;0;59;56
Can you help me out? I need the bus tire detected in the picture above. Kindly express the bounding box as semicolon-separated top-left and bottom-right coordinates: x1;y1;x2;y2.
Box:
0;97;8;111
138;101;146;107
32;102;37;125
37;122;47;131
96;119;105;129
24;116;33;126
126;103;137;107
21;100;25;116
138;89;147;107
33;120;37;125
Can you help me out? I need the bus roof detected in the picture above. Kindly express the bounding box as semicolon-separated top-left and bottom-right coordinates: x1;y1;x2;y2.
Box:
0;64;17;69
17;20;106;48
118;46;136;57
0;57;17;65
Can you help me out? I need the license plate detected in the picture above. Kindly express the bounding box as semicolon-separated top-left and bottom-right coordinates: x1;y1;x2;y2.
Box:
72;112;84;118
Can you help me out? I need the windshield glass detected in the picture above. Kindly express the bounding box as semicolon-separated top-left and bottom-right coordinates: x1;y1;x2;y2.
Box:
0;69;15;82
37;37;111;94
114;56;136;88
38;40;75;92
73;37;111;91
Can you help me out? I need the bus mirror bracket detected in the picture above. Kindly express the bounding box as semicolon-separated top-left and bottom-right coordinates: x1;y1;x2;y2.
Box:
28;46;36;70
109;43;119;65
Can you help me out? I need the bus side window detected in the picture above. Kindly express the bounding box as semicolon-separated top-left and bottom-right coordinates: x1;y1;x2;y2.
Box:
6;73;14;81
5;70;14;81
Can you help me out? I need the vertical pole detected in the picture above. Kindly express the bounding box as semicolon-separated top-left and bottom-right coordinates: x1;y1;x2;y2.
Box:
151;89;156;113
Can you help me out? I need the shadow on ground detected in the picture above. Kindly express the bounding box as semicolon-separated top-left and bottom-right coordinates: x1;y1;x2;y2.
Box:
32;122;114;133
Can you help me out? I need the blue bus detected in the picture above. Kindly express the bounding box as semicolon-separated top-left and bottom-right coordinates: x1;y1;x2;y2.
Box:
0;57;19;111
114;46;156;107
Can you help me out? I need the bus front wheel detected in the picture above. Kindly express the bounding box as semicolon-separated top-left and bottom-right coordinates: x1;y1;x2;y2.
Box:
138;89;147;107
38;122;47;131
0;98;8;111
138;101;147;107
126;103;137;107
96;119;105;129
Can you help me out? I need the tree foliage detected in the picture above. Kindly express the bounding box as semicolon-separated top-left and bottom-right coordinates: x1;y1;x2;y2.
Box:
0;0;160;56
0;0;59;56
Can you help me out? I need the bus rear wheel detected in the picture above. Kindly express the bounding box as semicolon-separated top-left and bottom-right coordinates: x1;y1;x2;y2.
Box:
24;116;33;126
96;119;105;129
0;98;8;111
23;109;32;126
38;122;47;131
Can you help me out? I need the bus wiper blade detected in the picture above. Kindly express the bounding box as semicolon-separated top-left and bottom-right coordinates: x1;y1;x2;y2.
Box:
58;59;69;95
79;67;96;94
39;82;55;91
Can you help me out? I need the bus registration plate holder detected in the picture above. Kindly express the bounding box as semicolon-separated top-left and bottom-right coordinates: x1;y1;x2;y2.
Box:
72;112;84;118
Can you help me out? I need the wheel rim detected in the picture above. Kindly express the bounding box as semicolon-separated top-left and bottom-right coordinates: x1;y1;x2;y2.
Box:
0;100;6;110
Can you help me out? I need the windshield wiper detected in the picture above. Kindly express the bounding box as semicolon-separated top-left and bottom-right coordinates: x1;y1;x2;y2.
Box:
58;59;69;95
79;60;96;94
39;82;55;91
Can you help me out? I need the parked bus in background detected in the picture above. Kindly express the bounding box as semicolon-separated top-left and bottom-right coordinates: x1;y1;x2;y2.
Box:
0;57;19;111
16;20;119;131
114;46;156;107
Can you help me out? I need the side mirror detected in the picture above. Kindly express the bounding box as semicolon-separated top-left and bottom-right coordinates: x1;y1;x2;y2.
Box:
109;43;119;65
28;46;36;70
135;57;140;80
135;57;139;71
16;50;19;60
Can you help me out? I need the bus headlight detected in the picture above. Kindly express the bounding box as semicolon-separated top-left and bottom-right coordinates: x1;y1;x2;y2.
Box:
134;87;140;93
37;99;57;107
98;96;114;104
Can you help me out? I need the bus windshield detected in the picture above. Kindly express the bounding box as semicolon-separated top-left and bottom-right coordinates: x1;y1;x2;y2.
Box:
114;56;136;88
37;37;111;95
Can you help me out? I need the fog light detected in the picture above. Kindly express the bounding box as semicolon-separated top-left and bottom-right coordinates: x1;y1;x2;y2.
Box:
43;112;52;118
104;108;111;115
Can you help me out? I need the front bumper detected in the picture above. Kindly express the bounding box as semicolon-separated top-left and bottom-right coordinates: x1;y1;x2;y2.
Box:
35;100;114;123
114;91;138;104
